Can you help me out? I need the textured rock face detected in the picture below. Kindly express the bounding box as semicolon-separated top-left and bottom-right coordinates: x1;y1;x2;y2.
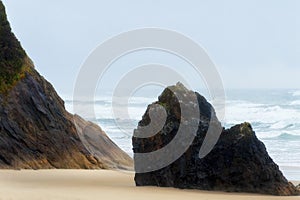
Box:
0;2;27;93
74;114;133;169
0;2;132;170
133;83;299;196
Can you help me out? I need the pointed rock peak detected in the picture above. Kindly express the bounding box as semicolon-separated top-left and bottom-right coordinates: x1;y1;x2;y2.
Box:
158;82;195;103
227;122;254;137
175;81;188;90
239;122;253;135
0;1;33;93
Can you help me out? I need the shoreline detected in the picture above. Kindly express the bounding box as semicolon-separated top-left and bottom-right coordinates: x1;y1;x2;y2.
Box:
0;169;298;200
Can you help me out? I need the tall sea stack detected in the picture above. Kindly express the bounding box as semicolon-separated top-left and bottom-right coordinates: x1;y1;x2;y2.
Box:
0;1;132;170
133;83;299;196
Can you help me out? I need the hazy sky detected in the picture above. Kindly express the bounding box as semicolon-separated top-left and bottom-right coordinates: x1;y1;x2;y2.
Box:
2;0;300;95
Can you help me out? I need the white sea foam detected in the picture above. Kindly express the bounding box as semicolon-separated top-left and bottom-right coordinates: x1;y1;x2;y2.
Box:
291;90;300;96
66;96;300;137
224;100;300;132
290;100;300;105
63;91;300;176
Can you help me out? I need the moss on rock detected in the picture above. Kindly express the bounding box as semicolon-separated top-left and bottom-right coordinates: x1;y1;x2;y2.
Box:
0;1;30;93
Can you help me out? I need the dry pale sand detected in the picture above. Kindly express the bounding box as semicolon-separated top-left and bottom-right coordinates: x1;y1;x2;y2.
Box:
0;170;299;200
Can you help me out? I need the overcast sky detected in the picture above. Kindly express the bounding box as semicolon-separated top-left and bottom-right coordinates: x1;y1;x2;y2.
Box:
2;0;300;95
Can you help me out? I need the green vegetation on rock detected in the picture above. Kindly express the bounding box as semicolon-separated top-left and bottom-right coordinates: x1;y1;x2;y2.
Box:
239;122;253;136
0;2;31;93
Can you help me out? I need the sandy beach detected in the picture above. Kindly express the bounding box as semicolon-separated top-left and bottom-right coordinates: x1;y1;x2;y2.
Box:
0;170;298;200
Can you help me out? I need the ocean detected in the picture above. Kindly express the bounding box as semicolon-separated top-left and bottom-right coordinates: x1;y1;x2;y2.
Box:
64;88;300;180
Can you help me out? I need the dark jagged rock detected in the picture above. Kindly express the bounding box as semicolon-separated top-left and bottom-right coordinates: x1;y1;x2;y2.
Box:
0;1;133;170
132;83;299;196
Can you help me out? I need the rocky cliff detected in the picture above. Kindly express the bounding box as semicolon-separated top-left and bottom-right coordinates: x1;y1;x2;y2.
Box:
0;1;132;170
132;83;299;196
